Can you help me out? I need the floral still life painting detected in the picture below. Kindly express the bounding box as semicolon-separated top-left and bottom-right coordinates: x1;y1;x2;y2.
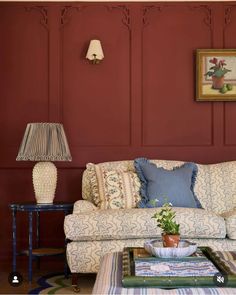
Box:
196;49;236;101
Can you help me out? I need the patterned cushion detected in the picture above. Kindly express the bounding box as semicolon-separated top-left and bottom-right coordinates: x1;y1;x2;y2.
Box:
87;164;141;209
64;207;226;241
83;160;236;214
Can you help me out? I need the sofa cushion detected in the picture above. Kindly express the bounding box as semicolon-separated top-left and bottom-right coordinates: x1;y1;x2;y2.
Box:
134;158;201;208
64;207;226;241
90;165;141;209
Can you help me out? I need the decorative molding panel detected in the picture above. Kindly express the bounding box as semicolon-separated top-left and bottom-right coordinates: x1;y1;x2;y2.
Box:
0;5;49;167
141;4;214;147
60;4;132;147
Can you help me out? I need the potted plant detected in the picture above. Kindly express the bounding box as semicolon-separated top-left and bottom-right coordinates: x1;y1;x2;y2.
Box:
205;57;231;90
152;202;180;248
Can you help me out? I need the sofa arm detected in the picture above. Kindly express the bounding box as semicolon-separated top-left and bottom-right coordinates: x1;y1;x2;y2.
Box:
73;200;98;214
221;209;236;239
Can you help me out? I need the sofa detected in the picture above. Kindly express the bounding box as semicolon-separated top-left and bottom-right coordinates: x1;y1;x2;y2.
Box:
64;159;236;277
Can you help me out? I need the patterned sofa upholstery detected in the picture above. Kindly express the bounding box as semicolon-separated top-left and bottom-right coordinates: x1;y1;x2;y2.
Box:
64;160;236;274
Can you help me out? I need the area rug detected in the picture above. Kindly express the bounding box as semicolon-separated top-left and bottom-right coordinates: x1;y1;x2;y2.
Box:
29;273;75;294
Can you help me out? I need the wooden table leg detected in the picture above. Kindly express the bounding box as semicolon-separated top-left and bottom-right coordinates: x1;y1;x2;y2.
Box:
72;273;80;293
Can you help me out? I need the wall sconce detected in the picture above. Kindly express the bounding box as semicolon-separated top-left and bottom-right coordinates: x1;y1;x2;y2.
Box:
86;39;104;64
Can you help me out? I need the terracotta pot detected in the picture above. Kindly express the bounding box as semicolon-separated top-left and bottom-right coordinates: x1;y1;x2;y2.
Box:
162;233;180;248
212;76;224;89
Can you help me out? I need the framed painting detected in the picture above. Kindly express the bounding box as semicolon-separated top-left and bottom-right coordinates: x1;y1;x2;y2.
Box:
196;49;236;101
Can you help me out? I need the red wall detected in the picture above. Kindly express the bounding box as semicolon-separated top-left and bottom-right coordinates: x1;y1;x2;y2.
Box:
1;2;236;264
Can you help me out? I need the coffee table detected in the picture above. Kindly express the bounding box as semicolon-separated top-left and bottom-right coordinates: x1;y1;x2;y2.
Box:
92;251;236;294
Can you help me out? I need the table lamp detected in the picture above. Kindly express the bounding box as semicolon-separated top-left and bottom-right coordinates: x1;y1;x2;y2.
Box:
16;123;72;204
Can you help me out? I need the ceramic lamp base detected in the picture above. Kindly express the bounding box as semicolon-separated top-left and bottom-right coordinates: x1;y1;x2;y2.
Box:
33;162;57;204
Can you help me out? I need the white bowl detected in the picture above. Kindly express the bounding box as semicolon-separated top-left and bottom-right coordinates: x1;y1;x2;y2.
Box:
144;239;197;258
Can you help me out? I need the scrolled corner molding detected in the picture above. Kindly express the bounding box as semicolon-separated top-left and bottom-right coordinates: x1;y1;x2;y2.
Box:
107;5;131;30
191;5;212;30
60;5;86;27
224;5;236;27
142;4;212;31
142;5;161;27
60;4;130;30
25;6;48;29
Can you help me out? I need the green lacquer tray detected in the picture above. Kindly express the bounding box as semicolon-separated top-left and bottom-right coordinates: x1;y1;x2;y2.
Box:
122;247;236;288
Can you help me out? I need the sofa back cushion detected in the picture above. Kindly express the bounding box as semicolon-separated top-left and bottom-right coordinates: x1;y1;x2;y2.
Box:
83;160;236;214
196;162;236;214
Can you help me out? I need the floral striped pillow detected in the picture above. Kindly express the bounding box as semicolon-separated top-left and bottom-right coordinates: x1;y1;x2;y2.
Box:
87;164;141;209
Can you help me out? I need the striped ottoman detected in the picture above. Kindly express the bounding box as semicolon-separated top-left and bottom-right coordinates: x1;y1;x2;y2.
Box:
92;252;236;295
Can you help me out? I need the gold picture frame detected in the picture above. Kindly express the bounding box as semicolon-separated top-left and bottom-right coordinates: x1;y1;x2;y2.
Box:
196;49;236;101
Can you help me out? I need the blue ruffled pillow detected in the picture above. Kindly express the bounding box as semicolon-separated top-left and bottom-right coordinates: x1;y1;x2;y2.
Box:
134;158;202;208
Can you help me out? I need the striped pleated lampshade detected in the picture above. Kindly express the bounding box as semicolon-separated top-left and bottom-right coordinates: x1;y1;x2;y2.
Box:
16;123;72;162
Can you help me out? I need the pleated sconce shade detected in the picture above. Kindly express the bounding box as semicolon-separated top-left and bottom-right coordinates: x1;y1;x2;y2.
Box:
16;123;71;204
